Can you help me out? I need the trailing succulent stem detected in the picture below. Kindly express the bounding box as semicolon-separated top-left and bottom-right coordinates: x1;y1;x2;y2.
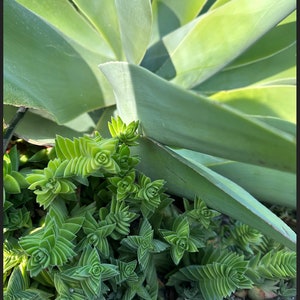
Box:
3;117;296;300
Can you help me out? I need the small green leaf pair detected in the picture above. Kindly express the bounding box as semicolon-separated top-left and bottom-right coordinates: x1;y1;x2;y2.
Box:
121;219;169;271
3;146;28;194
58;246;118;299
26;159;77;209
4;262;53;299
78;212;116;258
19;202;84;277
168;247;253;300
160;216;203;265
108;116;140;146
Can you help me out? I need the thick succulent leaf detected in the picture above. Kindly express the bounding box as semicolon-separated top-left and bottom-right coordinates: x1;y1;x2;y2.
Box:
122;236;141;250
139;218;153;236
150;0;206;45
210;162;295;208
55;134;119;176
208;0;231;11
72;0;124;60
131;137;296;250
195;43;296;92
47;200;68;224
156;0;296;88
16;0;115;58
173;216;190;237
100;263;120;281
99;62;295;173
3;242;25;275
3;105;96;146
5;290;53;300
257;250;296;279
252;116;295;137
18;229;44;255
180;263;243;300
210;86;296;123
4;174;21;194
224;11;296;69
5;265;28;294
174;149;296;208
6;145;19;171
177;249;253;299
4;0;115;125
5;266;53;299
54;274;86;300
111;259;138;284
152;239;169;253
115;0;152;64
20;213;84;272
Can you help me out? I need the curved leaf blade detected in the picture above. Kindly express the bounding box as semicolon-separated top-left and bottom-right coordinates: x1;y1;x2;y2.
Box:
132;137;296;250
4;0;114;124
150;0;206;44
210;85;296;123
225;10;296;69
157;0;296;88
3;105;96;146
72;0;124;60
194;43;296;92
99;62;296;173
16;0;115;59
115;0;153;64
172;149;296;208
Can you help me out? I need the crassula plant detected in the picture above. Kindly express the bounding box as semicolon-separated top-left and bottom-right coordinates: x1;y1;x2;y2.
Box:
3;117;296;300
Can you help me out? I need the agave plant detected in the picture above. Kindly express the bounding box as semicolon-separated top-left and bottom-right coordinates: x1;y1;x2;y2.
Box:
4;0;296;250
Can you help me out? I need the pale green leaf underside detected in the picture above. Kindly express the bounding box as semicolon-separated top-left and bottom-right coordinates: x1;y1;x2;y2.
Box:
99;62;295;173
132;137;296;250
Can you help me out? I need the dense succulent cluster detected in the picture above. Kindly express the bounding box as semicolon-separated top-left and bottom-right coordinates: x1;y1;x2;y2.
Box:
3;117;296;299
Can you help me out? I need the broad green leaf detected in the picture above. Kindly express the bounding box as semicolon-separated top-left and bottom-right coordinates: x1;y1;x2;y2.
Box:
195;44;296;92
99;62;296;173
142;0;206;71
4;0;115;124
150;0;206;44
210;85;296;123
157;0;296;88
4;105;95;146
251;116;296;137
225;11;296;69
156;0;206;25
173;149;296;208
208;0;231;11
115;0;152;64
16;0;115;59
132;137;296;250
72;0;124;60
